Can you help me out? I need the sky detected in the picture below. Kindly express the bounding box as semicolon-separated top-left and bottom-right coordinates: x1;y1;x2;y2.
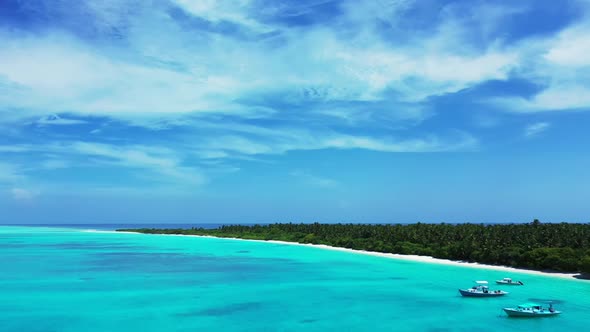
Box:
1;0;589;224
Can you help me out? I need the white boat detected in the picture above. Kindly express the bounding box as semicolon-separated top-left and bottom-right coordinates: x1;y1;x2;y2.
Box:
503;303;561;317
458;281;508;297
495;277;524;285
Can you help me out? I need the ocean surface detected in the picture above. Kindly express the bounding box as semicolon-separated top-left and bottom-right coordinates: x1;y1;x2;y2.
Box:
9;223;250;230
1;226;589;332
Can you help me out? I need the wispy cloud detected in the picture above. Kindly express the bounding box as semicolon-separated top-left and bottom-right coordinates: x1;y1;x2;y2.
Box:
524;122;551;138
290;170;339;189
0;0;522;123
0;0;587;202
0;145;31;153
197;129;478;156
11;188;39;201
0;162;24;183
172;0;269;32
35;114;88;126
68;142;205;185
40;159;70;170
0;164;38;201
2;142;205;187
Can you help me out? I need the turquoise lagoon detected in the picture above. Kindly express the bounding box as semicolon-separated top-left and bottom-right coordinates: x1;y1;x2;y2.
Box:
1;226;589;332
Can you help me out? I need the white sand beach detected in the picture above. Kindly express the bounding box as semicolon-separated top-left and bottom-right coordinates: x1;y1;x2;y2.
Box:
97;229;582;280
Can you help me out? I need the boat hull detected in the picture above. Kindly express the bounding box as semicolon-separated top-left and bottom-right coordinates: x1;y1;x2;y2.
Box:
458;289;507;297
503;308;561;318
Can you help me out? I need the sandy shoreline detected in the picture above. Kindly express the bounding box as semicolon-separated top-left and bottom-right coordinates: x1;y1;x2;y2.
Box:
91;229;583;281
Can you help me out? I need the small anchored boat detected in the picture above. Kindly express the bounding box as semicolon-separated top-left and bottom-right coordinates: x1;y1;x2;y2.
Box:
458;281;508;297
503;303;561;317
495;277;524;285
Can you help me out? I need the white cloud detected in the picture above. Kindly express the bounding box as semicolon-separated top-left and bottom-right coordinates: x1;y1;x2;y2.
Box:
494;19;590;112
4;0;582;181
4;0;565;195
0;0;525;123
524;122;550;138
544;24;590;67
323;133;478;152
493;85;590;112
0;33;264;119
325;37;517;101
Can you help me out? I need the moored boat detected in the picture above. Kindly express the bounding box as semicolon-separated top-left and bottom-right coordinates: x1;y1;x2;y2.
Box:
503;303;560;317
496;277;524;285
458;281;508;297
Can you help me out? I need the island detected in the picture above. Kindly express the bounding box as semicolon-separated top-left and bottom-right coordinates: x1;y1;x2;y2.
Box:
118;220;590;276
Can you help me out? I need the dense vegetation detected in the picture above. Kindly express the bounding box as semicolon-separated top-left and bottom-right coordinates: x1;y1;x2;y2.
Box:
119;220;590;275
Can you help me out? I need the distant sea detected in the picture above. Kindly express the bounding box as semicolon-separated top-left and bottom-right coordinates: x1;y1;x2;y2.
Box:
8;223;263;230
1;225;589;332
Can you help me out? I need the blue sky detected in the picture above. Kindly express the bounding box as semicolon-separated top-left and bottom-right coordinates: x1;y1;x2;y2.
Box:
1;0;589;224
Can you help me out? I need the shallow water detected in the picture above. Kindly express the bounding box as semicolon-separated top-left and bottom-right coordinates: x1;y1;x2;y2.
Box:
1;226;589;331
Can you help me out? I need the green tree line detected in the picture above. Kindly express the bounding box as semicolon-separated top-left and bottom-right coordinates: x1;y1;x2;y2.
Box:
118;220;590;275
